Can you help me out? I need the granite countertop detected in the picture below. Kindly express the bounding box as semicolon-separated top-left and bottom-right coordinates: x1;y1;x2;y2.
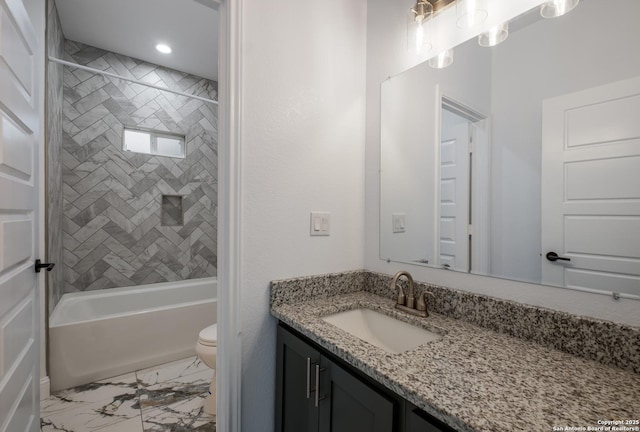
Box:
271;291;640;432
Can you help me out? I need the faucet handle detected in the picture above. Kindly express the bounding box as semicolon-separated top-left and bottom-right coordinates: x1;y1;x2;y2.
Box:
397;290;406;306
416;291;435;315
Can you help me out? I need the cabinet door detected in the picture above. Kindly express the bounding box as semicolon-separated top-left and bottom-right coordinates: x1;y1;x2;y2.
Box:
319;357;396;432
405;404;456;432
276;326;321;432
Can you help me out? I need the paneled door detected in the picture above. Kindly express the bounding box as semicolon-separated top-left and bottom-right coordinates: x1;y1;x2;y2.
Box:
0;0;44;430
541;76;640;297
439;109;470;272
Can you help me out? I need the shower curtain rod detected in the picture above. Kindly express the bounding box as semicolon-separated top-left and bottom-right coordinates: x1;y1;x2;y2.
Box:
48;56;218;105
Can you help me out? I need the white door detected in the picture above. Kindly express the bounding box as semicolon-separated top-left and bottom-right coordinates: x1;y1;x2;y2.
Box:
439;110;470;272
0;0;44;430
541;76;640;297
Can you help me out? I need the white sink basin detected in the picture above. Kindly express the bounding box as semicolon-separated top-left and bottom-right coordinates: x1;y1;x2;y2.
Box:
321;308;441;354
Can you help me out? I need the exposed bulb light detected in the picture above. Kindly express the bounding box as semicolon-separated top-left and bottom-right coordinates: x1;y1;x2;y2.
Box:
540;0;580;18
478;22;509;47
456;0;488;29
156;44;172;54
411;0;433;23
429;49;454;69
415;22;425;54
408;0;433;55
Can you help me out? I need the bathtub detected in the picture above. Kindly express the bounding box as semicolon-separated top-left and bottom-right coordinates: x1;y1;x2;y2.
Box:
49;277;217;391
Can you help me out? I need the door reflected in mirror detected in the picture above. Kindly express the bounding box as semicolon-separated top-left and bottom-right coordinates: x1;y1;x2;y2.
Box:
380;0;640;299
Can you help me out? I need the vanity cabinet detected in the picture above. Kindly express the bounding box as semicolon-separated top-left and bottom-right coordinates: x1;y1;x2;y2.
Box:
276;324;457;432
276;324;396;432
405;403;455;432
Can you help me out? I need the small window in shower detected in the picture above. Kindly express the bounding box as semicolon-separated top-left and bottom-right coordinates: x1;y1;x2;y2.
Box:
123;127;185;158
161;195;184;226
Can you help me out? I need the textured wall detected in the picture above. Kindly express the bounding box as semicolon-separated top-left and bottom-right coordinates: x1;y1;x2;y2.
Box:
238;0;368;429
62;40;217;292
46;0;64;313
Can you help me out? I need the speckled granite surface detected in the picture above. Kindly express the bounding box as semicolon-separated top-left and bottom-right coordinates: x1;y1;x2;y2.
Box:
364;271;640;374
271;271;640;373
271;291;640;432
270;270;365;307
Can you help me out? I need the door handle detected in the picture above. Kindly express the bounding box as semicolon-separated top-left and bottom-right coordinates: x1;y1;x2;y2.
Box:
34;259;55;273
546;252;570;262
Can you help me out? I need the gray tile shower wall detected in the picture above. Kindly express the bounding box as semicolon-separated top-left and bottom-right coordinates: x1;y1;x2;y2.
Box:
46;0;65;313
61;40;218;292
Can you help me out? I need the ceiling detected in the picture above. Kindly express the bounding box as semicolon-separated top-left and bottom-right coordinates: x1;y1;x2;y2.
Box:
55;0;219;81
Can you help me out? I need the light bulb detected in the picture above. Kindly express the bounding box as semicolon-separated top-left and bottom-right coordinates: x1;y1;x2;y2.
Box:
407;1;433;55
456;0;488;29
540;0;580;18
156;44;172;54
428;49;454;69
415;22;425;55
478;22;509;47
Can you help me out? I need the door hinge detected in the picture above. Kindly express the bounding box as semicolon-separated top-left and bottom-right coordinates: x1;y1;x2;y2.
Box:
468;138;474;154
467;225;474;235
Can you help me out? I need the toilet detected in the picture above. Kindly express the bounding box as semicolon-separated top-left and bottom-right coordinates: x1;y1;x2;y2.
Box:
196;324;217;415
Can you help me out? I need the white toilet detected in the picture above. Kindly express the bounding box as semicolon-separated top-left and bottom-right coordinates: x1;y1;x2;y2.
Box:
196;324;217;416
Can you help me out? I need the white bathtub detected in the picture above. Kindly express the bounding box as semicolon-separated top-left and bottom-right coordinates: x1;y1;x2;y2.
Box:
49;277;217;391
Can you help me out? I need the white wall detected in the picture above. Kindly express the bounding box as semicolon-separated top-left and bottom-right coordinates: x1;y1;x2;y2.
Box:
365;0;640;326
239;0;367;430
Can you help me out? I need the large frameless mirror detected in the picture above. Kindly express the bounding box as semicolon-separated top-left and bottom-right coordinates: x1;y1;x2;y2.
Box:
380;0;640;299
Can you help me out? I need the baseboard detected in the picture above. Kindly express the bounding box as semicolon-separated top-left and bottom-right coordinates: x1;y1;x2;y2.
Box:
40;376;50;400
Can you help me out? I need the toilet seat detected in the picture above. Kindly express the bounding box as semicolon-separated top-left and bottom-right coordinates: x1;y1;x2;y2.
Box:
198;324;217;347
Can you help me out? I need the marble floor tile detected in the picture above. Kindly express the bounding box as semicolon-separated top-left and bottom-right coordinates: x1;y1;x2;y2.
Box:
53;372;138;404
40;391;140;432
141;404;215;432
41;356;215;432
136;356;209;387
138;376;209;410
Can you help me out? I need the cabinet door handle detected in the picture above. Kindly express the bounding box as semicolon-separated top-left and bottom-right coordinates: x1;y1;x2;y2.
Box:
306;358;311;399
314;365;327;407
315;364;320;407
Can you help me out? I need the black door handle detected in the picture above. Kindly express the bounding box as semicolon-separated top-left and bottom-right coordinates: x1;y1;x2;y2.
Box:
35;259;55;273
546;252;570;262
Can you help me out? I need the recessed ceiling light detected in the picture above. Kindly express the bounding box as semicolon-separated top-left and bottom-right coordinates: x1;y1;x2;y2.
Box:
156;44;172;54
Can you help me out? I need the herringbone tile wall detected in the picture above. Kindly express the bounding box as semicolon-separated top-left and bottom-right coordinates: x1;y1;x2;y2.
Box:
61;40;218;293
46;0;65;312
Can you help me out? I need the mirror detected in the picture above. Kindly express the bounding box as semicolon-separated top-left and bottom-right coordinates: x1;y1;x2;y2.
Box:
380;0;640;299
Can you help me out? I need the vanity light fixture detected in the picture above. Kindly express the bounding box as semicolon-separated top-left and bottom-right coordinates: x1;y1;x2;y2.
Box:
428;48;454;69
478;22;509;47
456;0;488;29
408;0;433;54
540;0;580;18
155;43;172;54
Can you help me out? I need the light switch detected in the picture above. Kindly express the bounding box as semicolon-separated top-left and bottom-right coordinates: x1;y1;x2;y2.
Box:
310;212;330;236
392;213;406;233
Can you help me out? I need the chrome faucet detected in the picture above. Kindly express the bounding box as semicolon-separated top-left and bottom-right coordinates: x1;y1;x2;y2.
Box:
390;271;435;317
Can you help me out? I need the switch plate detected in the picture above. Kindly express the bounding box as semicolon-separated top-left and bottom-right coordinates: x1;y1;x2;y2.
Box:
310;212;330;236
392;213;406;233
